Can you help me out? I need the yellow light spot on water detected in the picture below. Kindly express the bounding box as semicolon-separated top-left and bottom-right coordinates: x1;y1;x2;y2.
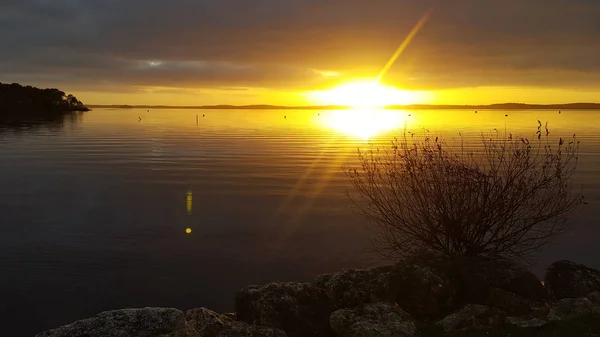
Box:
186;191;192;215
186;228;192;234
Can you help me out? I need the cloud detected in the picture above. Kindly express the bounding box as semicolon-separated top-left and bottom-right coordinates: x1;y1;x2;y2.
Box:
1;0;599;92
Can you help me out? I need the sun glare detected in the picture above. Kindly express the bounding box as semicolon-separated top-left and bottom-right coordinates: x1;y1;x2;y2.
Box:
308;80;423;108
318;109;408;140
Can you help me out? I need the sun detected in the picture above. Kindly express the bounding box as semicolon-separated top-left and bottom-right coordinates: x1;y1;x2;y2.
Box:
308;80;422;108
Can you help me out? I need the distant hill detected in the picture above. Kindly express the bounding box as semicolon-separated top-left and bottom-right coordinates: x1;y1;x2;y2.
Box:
88;103;600;110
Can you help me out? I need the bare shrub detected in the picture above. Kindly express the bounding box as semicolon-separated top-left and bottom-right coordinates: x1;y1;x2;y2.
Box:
344;121;585;263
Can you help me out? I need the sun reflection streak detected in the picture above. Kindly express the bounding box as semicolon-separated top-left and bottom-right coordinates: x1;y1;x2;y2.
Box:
318;109;409;140
268;132;356;255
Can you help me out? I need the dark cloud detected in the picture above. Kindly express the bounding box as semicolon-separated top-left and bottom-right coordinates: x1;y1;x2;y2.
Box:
1;0;599;93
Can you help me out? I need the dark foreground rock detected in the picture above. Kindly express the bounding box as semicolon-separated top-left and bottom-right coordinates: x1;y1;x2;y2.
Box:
185;308;285;337
35;307;187;337
314;265;394;308
235;282;334;337
386;250;544;320
484;287;535;315
387;260;457;319
545;260;600;300
330;302;417;337
546;291;600;322
36;259;600;337
435;304;505;333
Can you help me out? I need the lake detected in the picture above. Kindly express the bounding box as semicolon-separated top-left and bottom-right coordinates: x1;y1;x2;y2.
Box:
1;108;599;337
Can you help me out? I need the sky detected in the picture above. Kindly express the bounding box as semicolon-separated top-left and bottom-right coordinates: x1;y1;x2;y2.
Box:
1;0;599;105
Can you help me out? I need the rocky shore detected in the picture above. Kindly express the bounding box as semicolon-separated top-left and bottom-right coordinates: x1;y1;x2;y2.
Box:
36;254;600;337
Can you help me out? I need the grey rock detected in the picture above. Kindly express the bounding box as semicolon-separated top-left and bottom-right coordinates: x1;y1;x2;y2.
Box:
544;260;600;299
387;261;457;320
487;262;546;301
235;282;334;337
329;302;417;337
505;316;547;328
436;304;505;333
546;296;600;321
484;287;534;315
186;308;285;337
314;265;394;308
35;307;187;337
586;290;600;304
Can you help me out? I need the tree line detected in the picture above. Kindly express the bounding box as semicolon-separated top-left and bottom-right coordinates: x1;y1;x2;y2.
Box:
0;82;89;117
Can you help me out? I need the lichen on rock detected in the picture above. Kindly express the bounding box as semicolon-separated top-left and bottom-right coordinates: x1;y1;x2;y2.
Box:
329;302;417;337
35;307;187;337
314;265;394;308
235;282;334;337
545;260;600;300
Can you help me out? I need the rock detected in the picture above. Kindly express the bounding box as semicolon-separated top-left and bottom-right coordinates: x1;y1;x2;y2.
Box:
35;307;187;337
329;302;417;337
546;296;600;321
545;260;600;300
185;308;285;337
387;255;458;320
488;263;546;301
587;291;600;304
484;287;534;315
235;282;334;337
505;316;547;328
314;265;394;308
435;304;505;333
386;251;545;320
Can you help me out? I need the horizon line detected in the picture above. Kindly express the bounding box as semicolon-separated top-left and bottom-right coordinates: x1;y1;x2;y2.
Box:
86;102;600;110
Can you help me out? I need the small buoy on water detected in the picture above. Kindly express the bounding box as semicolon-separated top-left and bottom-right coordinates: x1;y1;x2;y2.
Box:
559;110;561;114
505;114;509;117
138;116;142;121
284;116;286;119
186;228;192;234
475;111;478;113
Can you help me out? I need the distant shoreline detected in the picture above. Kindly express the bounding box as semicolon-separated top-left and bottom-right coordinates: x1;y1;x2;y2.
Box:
87;103;600;110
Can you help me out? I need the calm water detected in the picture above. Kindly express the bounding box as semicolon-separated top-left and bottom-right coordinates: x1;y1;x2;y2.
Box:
1;108;599;336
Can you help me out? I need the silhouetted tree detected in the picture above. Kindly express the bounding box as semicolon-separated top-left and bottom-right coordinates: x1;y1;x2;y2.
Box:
0;82;88;115
345;122;585;263
0;82;88;130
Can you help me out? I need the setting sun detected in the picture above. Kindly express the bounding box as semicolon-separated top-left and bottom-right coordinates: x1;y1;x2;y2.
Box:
308;80;427;108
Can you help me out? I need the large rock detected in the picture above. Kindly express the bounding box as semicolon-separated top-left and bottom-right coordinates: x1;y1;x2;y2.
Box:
35;307;188;337
387;261;457;320
545;260;600;299
329;302;417;337
235;282;334;337
435;304;505;333
314;265;394;308
384;250;546;321
546;293;600;322
484;287;534;316
485;260;546;301
185;308;285;337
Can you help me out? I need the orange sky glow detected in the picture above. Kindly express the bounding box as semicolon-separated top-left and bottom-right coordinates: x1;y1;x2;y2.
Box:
4;0;600;106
